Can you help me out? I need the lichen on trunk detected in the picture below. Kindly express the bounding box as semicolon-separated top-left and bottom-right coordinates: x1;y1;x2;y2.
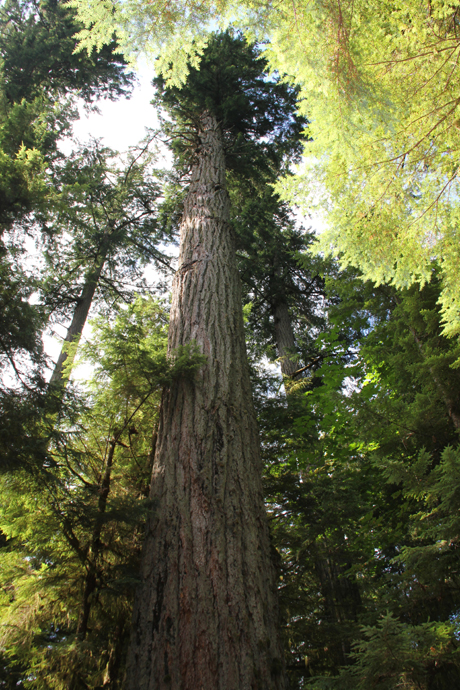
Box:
125;111;286;690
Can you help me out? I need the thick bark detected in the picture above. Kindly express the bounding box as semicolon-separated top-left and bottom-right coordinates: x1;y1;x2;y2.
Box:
125;112;286;690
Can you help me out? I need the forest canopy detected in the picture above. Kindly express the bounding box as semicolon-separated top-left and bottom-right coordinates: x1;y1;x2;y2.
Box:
1;3;460;690
71;0;460;340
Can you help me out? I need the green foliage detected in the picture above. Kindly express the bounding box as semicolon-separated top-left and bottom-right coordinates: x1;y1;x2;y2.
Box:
258;264;460;687
0;0;134;229
233;184;324;369
263;0;460;339
71;0;460;338
153;31;306;179
43;139;171;315
0;250;45;375
81;296;206;395
0;297;205;688
308;614;460;690
0;0;139;434
0;137;171;465
5;5;460;686
382;444;460;608
0;98;57;228
0;0;132;104
0;142;48;227
69;0;231;86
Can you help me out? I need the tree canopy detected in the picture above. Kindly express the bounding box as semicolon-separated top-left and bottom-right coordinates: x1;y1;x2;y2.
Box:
70;0;460;339
2;8;460;690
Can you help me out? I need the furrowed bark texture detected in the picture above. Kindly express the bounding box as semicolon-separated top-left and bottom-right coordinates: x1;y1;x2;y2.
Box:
125;112;286;690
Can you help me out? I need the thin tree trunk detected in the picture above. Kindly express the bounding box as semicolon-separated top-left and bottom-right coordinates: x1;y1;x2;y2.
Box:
49;230;111;387
69;437;117;690
272;299;299;378
103;615;128;688
75;436;116;640
125;112;286;690
315;545;361;668
272;303;361;667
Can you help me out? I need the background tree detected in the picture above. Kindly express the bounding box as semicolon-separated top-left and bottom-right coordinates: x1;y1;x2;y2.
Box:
0;0;134;406
223;96;323;385
0;0;132;228
232;185;324;382
43;140;171;388
261;267;460;688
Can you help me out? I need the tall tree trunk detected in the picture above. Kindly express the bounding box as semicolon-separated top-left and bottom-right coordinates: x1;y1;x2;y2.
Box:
272;299;299;378
49;229;111;387
125;112;286;690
